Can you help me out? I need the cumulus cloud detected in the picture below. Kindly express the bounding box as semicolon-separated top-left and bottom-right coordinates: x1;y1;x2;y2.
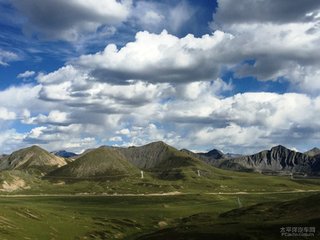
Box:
2;1;320;154
37;65;173;113
24;124;97;153
23;110;71;126
11;0;132;41
0;85;47;113
1;75;320;154
208;0;320;94
0;107;16;120
76;30;233;84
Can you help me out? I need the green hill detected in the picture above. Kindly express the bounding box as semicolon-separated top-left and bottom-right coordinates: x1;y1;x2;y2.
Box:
118;141;209;169
117;141;219;180
46;146;140;180
0;145;67;174
45;141;221;181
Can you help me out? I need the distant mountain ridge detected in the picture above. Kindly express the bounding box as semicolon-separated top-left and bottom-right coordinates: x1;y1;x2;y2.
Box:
0;143;319;178
199;149;225;159
52;150;78;158
46;141;216;180
210;145;320;175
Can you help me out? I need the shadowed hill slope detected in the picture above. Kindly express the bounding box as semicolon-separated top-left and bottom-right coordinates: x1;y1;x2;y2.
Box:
136;193;320;240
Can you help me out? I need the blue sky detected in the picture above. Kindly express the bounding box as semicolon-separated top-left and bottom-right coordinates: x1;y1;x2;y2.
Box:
0;0;320;154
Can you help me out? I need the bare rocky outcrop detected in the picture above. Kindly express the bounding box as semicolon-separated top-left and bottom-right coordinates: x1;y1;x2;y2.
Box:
212;145;320;175
0;176;30;192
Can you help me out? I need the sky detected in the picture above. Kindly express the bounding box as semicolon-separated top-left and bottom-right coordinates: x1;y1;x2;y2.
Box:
0;0;320;154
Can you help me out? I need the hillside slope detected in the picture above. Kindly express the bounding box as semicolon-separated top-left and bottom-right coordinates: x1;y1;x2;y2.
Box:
0;146;67;173
46;146;140;179
137;193;320;240
118;141;206;170
305;147;320;157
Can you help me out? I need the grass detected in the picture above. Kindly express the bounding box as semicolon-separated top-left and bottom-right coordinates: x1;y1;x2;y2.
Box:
2;164;320;196
1;166;320;239
137;193;320;240
0;192;319;240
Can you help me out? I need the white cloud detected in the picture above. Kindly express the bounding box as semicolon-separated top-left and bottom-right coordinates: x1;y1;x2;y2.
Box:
0;84;52;121
109;136;123;142
0;49;20;66
76;30;233;84
0;107;16;120
115;123;182;148
0;129;25;154
116;128;130;136
2;3;320;154
24;110;70;125
1;76;320;154
194;123;268;150
133;2;165;30
24;124;97;153
17;70;35;79
209;0;320;93
175;79;233;100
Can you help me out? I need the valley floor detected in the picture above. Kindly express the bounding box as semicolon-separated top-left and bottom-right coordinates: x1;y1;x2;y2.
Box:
0;191;319;240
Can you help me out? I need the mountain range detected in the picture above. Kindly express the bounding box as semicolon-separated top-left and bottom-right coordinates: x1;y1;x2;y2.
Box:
46;141;216;181
0;142;319;180
199;145;320;175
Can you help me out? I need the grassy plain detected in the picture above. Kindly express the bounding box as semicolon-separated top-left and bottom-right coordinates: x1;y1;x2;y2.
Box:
1;168;320;239
0;191;319;239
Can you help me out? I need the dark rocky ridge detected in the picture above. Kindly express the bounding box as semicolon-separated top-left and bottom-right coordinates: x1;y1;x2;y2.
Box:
52;150;78;158
199;149;225;159
212;145;320;175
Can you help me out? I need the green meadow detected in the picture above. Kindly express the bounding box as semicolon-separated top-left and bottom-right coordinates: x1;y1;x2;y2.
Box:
0;172;320;240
